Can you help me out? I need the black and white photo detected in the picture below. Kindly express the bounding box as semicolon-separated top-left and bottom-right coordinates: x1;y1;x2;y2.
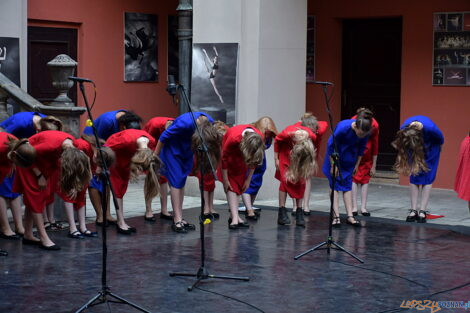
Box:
0;37;20;86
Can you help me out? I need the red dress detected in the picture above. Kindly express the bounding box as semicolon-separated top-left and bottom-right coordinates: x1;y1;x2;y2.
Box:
275;124;316;199
218;125;264;195
144;117;174;185
13;130;74;213
352;117;379;184
455;136;470;201
106;129;156;198
0;132;17;183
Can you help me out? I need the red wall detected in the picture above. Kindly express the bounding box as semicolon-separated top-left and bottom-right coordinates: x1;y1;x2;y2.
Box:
28;0;180;127
307;0;470;189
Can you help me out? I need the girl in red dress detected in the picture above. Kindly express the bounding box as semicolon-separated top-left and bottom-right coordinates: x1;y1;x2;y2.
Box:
351;108;379;217
0;133;36;253
13;130;91;250
105;129;160;234
292;113;328;216
219;124;265;229
454;134;470;211
143;117;174;221
275;124;317;227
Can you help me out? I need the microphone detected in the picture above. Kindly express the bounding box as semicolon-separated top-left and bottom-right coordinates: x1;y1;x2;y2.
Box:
166;75;177;96
312;80;333;86
68;76;93;83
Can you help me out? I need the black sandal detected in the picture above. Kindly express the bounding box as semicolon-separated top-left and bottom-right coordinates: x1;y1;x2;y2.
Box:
332;216;341;228
416;210;427;223
181;220;196;230
68;230;84;239
346;216;361;227
172;221;187;233
81;229;98;237
406;209;417;222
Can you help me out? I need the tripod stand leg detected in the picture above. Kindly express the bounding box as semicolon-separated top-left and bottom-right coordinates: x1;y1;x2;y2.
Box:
188;277;203;291
208;274;250;281
169;272;197;277
331;241;364;263
108;292;152;313
294;241;327;260
75;293;103;313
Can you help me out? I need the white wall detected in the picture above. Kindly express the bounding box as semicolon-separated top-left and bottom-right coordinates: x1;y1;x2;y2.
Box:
0;0;28;89
191;0;307;200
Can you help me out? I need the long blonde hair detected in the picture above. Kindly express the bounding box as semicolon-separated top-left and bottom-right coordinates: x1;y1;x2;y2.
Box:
191;122;222;174
240;132;265;167
252;116;278;139
300;112;318;133
286;139;316;183
60;147;92;199
392;126;429;176
130;148;161;203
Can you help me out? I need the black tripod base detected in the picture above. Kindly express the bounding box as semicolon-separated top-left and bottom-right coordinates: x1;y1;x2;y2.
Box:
0;249;7;256
75;288;152;313
170;266;250;291
294;237;364;263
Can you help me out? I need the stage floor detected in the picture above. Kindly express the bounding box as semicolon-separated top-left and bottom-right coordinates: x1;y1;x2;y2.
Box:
1;206;469;313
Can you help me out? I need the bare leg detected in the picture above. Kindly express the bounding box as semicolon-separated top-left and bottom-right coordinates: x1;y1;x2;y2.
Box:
360;183;369;213
10;197;24;235
144;196;155;218
420;184;432;212
64;202;78;233
352;182;359;213
203;190;211;214
227;190;243;224
332;190;340;219
115;198;128;230
46;202;55;224
303;178;312;212
210;78;224;103
208;191;216;213
32;212;55;247
23;208;39;241
77;207;87;233
88;188;103;223
170;186;185;223
343;191;357;223
410;183;419;212
279;190;287;208
0;196;15;236
242;193;256;217
160;182;169;216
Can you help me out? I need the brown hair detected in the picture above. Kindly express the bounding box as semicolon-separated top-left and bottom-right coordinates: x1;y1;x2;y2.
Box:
252;116;278;139
391;126;429;176
355;108;373;132
191;122;222;174
60;147;92;199
40;116;63;131
286;136;316;183
240;131;265;167
80;134;115;169
130;148;161;203
213;120;228;137
6;137;36;168
300;112;318;133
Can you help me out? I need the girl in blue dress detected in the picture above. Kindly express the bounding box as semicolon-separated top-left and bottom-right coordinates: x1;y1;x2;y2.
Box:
240;116;278;220
322;114;372;227
392;115;444;223
155;112;220;233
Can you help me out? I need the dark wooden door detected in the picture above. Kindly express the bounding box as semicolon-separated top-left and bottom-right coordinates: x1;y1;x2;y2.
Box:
341;18;402;171
28;26;77;105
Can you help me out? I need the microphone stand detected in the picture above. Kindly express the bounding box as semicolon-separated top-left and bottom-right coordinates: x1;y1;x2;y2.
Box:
168;83;249;291
294;82;364;263
73;81;151;313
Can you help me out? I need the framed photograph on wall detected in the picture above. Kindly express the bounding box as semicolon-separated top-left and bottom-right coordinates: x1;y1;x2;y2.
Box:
167;15;179;82
124;12;158;82
191;43;239;125
306;16;315;82
433;12;470;86
0;37;20;86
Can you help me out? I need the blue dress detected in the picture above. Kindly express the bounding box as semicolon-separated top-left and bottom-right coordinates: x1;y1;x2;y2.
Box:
401;115;444;185
159;112;213;189
0;112;45;138
0;112;45;199
322;119;369;192
244;139;271;195
84;110;127;140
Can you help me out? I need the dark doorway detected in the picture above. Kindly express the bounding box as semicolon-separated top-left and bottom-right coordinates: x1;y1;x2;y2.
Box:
28;26;78;105
341;18;402;171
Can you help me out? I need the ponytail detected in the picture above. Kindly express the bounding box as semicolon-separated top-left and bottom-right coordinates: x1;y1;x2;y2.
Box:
130;148;161;203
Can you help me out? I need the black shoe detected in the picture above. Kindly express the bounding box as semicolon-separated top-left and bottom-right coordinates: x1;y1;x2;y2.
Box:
303;210;311;216
277;207;290;225
228;223;239;230
68;231;84;239
116;226;132;235
237;222;249;228
346;216;361;227
128;226;137;233
416;210;427;223
361;211;371;217
291;209;297;216
245;210;258;220
40;244;61;251
212;212;220;219
0;233;21;240
144;215;156;222
106;219;117;225
296;208;305;227
406;209;417;222
332;217;341;228
81;229;98;237
22;238;41;246
160;213;173;220
182;220;196;231
254;210;261;217
352;211;358;216
0;249;7;256
172;221;187;233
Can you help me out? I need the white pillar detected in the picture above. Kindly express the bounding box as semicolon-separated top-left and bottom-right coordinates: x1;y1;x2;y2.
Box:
192;0;307;200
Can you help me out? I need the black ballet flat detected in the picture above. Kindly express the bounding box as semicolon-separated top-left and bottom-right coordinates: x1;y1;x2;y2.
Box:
237;222;249;228
406;209;417;222
416;210;427;223
245;214;258;221
182;220;195;231
0;233;21;240
303;210;311;216
40;244;61;251
228;223;239;230
160;213;173;221
361;211;371;217
22;238;41;246
128;226;137;233
346;216;361;227
144;215;156;222
211;212;220;219
352;211;358;216
172;221;187;233
116;226;132;235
